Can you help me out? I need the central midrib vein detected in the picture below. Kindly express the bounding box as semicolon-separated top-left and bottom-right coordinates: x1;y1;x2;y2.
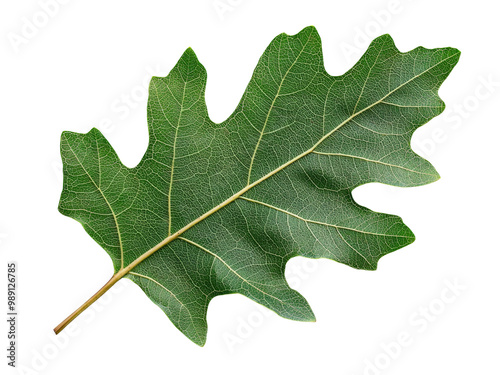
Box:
116;51;459;277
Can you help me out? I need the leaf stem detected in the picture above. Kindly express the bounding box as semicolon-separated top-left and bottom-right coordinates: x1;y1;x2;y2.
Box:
53;270;126;335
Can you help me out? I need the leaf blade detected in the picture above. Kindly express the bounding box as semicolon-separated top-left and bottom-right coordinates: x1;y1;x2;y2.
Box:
58;26;460;345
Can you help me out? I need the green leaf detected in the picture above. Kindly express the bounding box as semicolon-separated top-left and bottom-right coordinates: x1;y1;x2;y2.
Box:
57;26;460;346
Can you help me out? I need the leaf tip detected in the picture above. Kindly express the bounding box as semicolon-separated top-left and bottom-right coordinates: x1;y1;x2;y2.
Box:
301;306;316;323
181;46;200;64
193;338;207;347
371;33;397;51
278;25;320;43
59;130;71;143
301;25;318;34
432;171;441;182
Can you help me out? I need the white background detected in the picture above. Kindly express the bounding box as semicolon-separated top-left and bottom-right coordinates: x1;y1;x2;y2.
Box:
1;0;498;374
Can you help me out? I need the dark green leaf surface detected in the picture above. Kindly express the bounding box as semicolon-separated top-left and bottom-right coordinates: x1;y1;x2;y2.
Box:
59;26;460;345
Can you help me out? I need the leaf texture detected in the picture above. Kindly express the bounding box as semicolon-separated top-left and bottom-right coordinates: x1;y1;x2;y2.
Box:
58;26;460;345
